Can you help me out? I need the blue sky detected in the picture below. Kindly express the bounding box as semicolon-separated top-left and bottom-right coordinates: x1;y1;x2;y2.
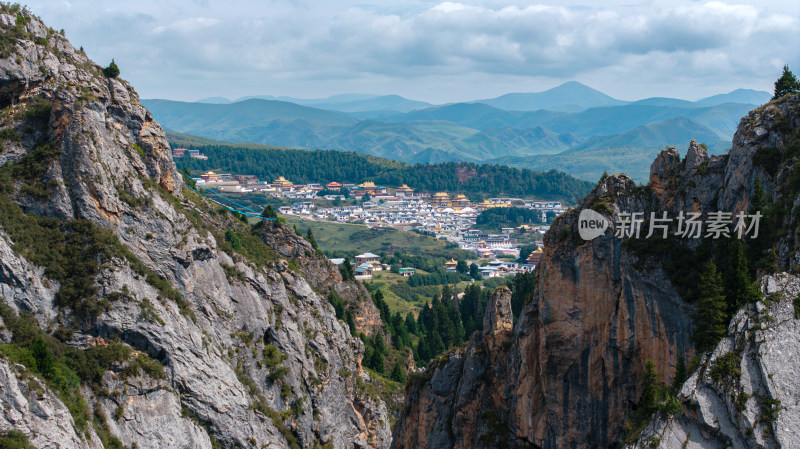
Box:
24;0;800;103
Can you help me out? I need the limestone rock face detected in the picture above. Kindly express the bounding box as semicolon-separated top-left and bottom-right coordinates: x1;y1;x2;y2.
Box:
393;94;800;448
0;359;105;449
0;9;389;449
391;288;522;449
483;286;513;351
649;146;681;196
628;274;800;449
683;139;708;171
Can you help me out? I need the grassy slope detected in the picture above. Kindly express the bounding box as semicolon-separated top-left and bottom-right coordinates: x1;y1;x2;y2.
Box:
284;217;469;258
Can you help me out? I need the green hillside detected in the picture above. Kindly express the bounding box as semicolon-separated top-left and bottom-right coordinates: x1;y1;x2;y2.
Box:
284;217;470;260
168;133;593;201
563;117;726;154
491;127;730;184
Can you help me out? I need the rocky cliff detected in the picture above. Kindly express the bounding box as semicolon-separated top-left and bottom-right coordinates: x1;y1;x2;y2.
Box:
628;274;800;449
0;6;389;449
392;93;799;448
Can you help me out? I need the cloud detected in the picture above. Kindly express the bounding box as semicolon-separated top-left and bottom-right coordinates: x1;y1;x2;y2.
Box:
24;0;800;101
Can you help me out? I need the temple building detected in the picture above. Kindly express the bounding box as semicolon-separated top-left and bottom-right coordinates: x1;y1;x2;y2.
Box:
358;181;379;195
395;184;414;196
431;192;450;206
273;176;293;189
526;247;544;266
201;171;220;183
451;194;470;208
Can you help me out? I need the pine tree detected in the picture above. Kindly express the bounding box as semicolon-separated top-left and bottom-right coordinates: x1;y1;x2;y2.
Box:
103;59;120;78
416;339;431;362
373;333;386;355
456;260;468;274
345;310;356;334
305;228;319;252
765;247;779;273
722;240;759;316
671;350;687;393
369;351;384;374
599;169;609;182
390;362;406;383
639;360;659;414
405;312;417;334
469;263;481;280
261;205;277;219
340;256;355;281
31;335;54;377
441;284;452;303
427;330;445;356
691;261;728;352
460;284;482;336
773;65;800;99
224;229;241;251
510;271;536;318
749;176;767;215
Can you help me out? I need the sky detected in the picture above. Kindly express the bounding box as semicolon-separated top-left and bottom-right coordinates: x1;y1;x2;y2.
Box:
23;0;800;104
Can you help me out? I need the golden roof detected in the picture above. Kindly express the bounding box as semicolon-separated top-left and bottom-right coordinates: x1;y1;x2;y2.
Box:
433;192;449;198
453;194;469;201
359;181;377;188
397;184;413;191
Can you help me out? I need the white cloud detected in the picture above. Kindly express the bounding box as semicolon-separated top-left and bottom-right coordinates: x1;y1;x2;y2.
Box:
23;0;800;102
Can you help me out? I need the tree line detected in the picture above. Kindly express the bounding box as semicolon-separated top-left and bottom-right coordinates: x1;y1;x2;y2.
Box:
475;206;547;229
354;271;538;380
173;144;593;200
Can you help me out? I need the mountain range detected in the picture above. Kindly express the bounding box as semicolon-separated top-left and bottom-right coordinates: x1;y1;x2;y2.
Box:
144;82;771;182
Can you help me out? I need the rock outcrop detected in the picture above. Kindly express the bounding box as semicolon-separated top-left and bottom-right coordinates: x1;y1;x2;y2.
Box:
0;7;389;449
628;274;800;449
391;287;526;449
392;93;800;447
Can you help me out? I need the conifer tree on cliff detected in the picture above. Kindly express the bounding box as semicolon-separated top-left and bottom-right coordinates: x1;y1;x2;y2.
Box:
691;261;728;352
773;65;800;99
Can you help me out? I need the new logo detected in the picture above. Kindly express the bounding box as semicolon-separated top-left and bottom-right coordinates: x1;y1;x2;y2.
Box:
578;209;609;240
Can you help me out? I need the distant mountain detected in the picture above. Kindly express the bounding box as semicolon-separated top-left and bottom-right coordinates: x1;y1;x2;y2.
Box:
519;102;755;137
489;117;730;182
325;120;475;161
461;126;582;157
564;116;726;155
287;93;379;105
698;89;771;106
478;81;627;111
310;95;432;113
143;86;760;178
141;98;357;146
196;96;232;104
384;103;524;130
227;93;431;113
628;97;706;108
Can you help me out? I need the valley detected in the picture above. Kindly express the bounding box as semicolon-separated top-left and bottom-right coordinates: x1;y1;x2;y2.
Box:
0;5;799;449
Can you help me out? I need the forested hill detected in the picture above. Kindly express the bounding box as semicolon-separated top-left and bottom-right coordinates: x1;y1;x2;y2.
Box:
171;139;594;201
